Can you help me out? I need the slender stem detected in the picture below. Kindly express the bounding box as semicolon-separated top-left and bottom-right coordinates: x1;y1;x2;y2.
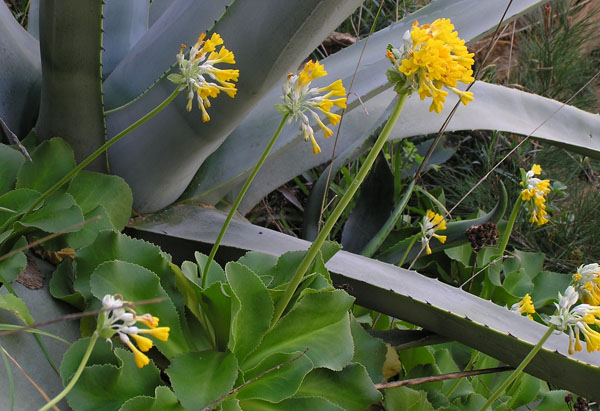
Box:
496;196;522;257
398;235;418;267
202;115;289;286
0;88;180;235
362;179;416;258
271;93;409;327
479;325;555;411
39;333;99;411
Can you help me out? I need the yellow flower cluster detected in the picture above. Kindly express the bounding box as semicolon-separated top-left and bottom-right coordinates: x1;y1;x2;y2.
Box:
168;33;239;121
420;210;447;255
550;286;600;354
98;295;170;368
510;293;536;320
386;19;474;113
275;60;347;154
520;164;551;226
572;263;600;305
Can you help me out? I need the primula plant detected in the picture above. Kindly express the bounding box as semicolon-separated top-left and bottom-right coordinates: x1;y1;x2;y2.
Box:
1;0;600;410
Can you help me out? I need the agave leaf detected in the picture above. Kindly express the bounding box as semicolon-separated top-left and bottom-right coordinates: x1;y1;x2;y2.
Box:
189;0;600;211
129;204;600;400
35;0;106;170
102;0;150;78
0;1;41;138
104;0;363;212
148;0;174;27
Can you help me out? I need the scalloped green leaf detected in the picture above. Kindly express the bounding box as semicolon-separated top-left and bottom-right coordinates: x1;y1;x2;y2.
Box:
242;289;354;372
240;397;343;411
129;205;600;400
0;294;34;325
195;251;226;286
119;386;184;411
63;347;163;411
0;189;40;229
90;260;190;357
74;230;178;306
226;262;273;363
296;364;383;410
16;137;75;192
167;350;238;410
68;171;133;230
199;281;232;352
384;386;434;411
16;192;83;233
236;351;313;403
49;260;86;310
0;236;27;283
0;144;25;195
350;316;386;384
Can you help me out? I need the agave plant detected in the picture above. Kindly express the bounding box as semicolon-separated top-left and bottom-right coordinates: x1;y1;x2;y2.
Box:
2;0;600;408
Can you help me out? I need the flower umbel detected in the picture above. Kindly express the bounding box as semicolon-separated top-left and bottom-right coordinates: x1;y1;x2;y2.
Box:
168;33;239;120
572;263;600;305
386;18;474;113
97;295;170;368
520;164;551;226
549;286;600;354
510;294;536;320
420;210;447;255
275;60;347;154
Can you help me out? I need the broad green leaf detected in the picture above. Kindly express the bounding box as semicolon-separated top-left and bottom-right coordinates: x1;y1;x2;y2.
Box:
49;260;85;310
0;144;25;195
502;269;534;298
90;260;189;357
195;251;226;286
534;390;572;411
200;281;232;352
512;250;545;279
167;350;238;410
0;188;40;228
36;1;105;169
236;351;313;402
237;251;278;287
443;393;488;411
104;0;363;212
119;386;184;411
242;289;354;371
60;337;119;384
240;397;343;411
350;316;386;384
68;171;133;230
64;348;163;411
17;192;84;233
506;373;545;410
226;262;273;363
0;236;27;283
398;346;436;376
0;2;41;137
130;205;600;399
532;271;571;308
60;205;115;250
384;386;434;411
16;137;76;192
296;364;383;410
0;294;34;325
74;230;177;305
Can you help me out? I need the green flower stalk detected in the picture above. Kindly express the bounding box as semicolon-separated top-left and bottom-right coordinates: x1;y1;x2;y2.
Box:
272;18;475;326
202;60;348;282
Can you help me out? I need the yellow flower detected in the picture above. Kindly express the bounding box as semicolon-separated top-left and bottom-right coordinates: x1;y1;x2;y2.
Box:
168;33;239;120
520;164;551;226
549;286;600;354
275;60;347;154
420;210;447;255
98;295;171;368
510;294;535;320
572;263;600;305
386;19;474;113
